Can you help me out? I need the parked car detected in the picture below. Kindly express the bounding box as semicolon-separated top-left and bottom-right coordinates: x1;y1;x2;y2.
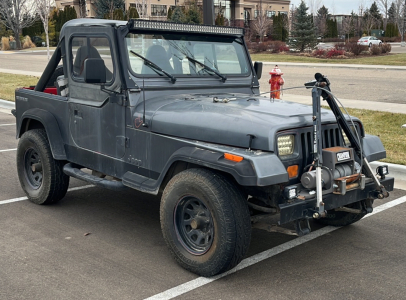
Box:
357;36;382;47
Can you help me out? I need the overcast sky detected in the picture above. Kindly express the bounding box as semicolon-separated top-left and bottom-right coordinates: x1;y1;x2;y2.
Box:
290;0;374;15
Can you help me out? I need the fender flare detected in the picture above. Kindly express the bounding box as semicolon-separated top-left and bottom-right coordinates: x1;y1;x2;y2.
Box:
160;146;289;187
18;108;67;160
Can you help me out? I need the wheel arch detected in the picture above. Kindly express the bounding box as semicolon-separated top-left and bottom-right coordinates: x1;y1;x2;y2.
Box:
18;108;67;160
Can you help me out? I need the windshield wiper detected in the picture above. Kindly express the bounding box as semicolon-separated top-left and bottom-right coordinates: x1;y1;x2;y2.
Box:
130;50;176;83
185;55;227;82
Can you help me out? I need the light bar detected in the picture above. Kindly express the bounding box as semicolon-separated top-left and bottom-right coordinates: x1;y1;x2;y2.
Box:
128;19;244;36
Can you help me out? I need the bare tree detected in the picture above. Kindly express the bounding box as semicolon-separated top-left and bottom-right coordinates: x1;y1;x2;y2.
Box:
34;0;54;60
0;0;36;49
393;0;406;41
251;4;272;42
307;0;321;17
376;0;390;28
134;0;149;19
341;15;354;43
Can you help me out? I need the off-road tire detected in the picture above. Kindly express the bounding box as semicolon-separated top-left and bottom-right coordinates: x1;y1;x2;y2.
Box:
315;201;366;227
17;129;69;204
160;168;251;277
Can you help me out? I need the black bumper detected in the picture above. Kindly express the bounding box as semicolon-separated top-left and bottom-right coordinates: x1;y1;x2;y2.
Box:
279;177;394;225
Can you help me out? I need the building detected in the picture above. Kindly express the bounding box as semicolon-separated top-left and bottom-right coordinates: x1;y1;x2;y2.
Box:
56;0;97;18
55;0;290;27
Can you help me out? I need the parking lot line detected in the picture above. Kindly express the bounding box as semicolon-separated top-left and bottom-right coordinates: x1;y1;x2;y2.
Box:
144;195;406;300
0;185;94;205
0;148;17;153
0;123;15;126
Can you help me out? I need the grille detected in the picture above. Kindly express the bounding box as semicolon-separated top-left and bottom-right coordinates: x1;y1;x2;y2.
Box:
300;125;343;168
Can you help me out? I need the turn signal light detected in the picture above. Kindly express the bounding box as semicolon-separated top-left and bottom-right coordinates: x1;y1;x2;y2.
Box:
287;165;299;178
224;153;243;162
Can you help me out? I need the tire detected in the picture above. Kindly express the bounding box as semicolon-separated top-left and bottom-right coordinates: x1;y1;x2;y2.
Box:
379;42;382;46
315;201;366;227
369;43;372;47
160;168;251;277
17;129;69;204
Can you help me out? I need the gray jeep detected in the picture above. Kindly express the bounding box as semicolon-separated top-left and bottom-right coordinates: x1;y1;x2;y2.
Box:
13;19;393;276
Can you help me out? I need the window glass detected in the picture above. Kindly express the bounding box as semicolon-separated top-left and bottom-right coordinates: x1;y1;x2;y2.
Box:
125;32;250;77
151;4;167;16
71;36;114;82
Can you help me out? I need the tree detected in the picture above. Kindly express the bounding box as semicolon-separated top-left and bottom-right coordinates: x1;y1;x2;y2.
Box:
215;13;225;26
307;0;321;17
272;13;288;41
167;7;173;20
126;7;139;20
388;1;397;24
342;14;355;42
186;1;202;24
95;0;125;19
376;0;390;28
315;5;329;38
34;0;53;60
393;0;406;40
170;6;186;23
251;4;272;42
369;1;382;28
291;0;316;51
0;0;36;49
113;8;125;20
363;9;376;35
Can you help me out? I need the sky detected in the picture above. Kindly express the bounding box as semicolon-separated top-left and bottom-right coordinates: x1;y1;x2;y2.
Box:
290;0;373;15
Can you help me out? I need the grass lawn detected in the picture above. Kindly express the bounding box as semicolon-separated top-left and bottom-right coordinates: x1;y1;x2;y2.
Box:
0;72;404;165
343;107;406;165
250;53;406;66
0;73;39;102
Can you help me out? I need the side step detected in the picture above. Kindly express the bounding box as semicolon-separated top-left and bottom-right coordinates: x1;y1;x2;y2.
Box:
63;163;126;191
122;172;159;195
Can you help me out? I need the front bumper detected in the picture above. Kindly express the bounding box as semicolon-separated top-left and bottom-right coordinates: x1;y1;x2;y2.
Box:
279;176;394;224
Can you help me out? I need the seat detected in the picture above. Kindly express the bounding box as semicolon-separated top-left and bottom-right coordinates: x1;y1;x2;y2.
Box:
141;45;174;75
73;45;113;81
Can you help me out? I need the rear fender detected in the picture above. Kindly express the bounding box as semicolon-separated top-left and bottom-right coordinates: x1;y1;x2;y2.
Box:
18;108;66;160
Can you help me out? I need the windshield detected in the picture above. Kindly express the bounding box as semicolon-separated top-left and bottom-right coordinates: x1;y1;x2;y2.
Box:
125;32;250;77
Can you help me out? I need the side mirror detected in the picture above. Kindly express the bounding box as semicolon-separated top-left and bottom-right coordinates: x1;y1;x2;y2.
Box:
254;62;263;80
83;58;106;84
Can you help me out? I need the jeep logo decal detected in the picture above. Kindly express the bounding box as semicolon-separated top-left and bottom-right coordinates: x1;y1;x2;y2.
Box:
337;151;350;161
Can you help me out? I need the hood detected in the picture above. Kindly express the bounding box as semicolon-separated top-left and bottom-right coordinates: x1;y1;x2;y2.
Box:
146;93;339;151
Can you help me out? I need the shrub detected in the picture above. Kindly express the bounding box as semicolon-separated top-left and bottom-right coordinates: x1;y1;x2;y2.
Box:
313;49;326;57
345;42;367;56
334;43;345;50
268;41;289;53
1;37;9;50
22;35;35;49
370;44;382;55
326;48;345;58
380;43;392;54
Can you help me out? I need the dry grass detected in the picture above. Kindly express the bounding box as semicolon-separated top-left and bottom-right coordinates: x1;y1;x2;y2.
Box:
1;37;10;51
0;73;39;102
22;35;36;49
344;108;406;165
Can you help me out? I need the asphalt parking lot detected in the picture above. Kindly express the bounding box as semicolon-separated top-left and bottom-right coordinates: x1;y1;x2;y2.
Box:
1;108;406;300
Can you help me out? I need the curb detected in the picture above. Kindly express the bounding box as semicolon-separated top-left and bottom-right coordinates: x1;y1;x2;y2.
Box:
0;99;15;109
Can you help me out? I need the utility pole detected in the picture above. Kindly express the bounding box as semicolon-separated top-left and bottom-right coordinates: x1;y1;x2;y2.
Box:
203;0;215;25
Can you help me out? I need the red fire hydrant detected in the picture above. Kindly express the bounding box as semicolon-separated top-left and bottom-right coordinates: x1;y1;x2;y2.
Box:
269;65;285;99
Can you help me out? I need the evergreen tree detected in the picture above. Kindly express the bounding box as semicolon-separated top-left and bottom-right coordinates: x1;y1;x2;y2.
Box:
170;6;186;23
315;5;329;38
369;1;382;29
388;2;396;24
291;0;316;51
95;0;125;19
126;7;139;20
186;1;202;24
167;7;173;20
272;13;288;41
215;13;225;26
113;8;124;20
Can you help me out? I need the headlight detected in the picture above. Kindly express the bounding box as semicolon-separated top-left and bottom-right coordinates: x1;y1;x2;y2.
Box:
278;135;294;156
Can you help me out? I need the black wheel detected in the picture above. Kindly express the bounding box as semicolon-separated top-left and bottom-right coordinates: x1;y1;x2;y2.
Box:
369;43;372;47
160;168;251;277
17;129;69;204
315;201;366;227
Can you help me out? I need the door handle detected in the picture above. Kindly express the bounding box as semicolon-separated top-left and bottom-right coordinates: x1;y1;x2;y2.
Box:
74;109;82;119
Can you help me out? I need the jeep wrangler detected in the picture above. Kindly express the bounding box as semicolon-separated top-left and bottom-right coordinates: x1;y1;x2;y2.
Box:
13;19;394;277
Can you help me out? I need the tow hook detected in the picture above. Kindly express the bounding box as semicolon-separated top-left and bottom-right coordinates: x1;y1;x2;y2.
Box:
294;218;311;236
